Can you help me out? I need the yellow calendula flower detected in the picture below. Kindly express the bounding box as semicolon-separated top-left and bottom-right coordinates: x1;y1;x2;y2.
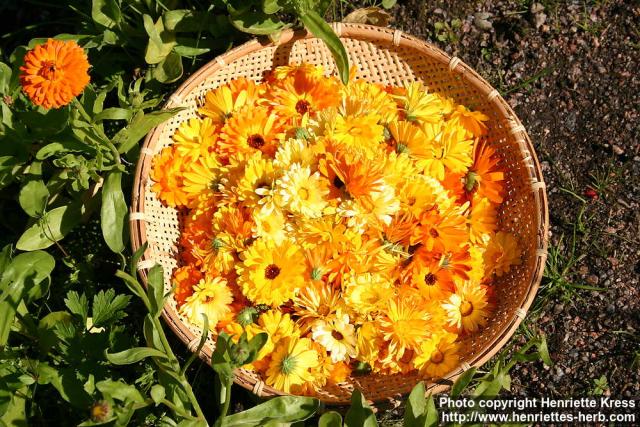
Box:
468;195;498;244
172;117;218;161
418;124;474;180
274;138;317;170
331;113;385;156
378;298;431;360
448;104;489;137
235;152;277;207
199;78;263;124
277;163;329;218
265;336;319;393
483;231;522;277
237;238;307;306
395;82;443;124
293;281;342;330
442;282;491;333
356;320;385;365
252;206;287;245
342;272;395;319
414;332;460;378
179;278;233;328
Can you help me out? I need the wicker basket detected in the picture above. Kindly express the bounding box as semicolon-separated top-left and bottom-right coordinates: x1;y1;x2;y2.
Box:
130;23;548;405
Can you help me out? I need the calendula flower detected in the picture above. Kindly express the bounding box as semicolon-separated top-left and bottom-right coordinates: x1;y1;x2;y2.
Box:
179;278;233;328
342;272;395;319
151;146;189;207
442;282;491;333
266;336;319;393
448;105;489;137
418;124;474;180
378;298;431;360
467;141;505;204
268;74;338;120
343;80;398;123
172;265;202;306
483;231;522;277
237;238;307;306
330;113;385;156
468;196;498;244
414;332;460;378
219;106;285;157
199;78;263;124
181;151;222;208
172;118;218;161
293;281;342;330
277;163;329;218
252;206;287;244
394;82;443;124
356;321;385;365
235;152;277;207
388;120;428;156
269;63;325;82
255;310;300;359
274;138;317;170
20;39;90;109
411;206;469;252
311;311;358;363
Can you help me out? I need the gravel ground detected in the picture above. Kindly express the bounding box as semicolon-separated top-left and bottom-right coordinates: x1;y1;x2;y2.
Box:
387;0;640;399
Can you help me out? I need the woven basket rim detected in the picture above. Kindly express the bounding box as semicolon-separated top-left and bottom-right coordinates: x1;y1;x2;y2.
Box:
130;23;549;405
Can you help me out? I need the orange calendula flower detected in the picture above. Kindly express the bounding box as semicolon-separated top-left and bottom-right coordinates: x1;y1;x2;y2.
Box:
20;39;90;109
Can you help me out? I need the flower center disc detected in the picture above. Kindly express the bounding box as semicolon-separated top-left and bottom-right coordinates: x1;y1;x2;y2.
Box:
460;301;474;317
247;134;265;149
40;61;58;80
430;350;444;364
424;273;437;286
295;99;310;115
264;263;281;279
331;330;344;341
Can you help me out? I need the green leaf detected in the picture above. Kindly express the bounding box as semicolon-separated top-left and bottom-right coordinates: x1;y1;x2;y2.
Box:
36;364;92;408
263;0;284;14
345;390;377;427
96;379;145;403
424;395;438;427
92;0;121;28
93;107;132;123
319;411;343;427
92;289;131;328
64;290;89;321
537;335;553;366
298;10;349;84
0;62;12;94
245;332;268;365
101;171;128;253
223;396;320;427
144;14;177;64
37;311;74;353
36;139;97;160
19;180;49;218
451;367;477;398
114;108;182;154
404;381;426;427
147;264;165;318
381;0;397;9
229;9;287;35
106;347;168;365
16;204;81;251
150;50;184;83
150;384;165;405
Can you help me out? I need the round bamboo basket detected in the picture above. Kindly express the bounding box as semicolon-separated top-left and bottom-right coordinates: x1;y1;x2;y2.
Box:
130;23;549;405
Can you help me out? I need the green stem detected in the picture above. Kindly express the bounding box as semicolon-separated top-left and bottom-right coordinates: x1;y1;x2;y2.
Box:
72;98;122;166
219;377;233;421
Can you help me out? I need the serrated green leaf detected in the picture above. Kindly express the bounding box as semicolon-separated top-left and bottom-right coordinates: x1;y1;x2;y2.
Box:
298;10;349;84
64;290;89;321
223;396;320;427
16;204;81;251
19;180;49;218
92;289;131;328
106;347;168;365
319;411;342;427
345;390;377;427
101;171;128;253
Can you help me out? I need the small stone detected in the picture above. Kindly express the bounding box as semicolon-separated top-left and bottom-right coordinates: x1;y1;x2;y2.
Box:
474;12;493;31
531;2;545;14
612;144;624;155
535;12;547;29
587;275;600;285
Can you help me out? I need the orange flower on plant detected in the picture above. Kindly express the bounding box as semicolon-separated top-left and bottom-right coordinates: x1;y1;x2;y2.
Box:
20;39;90;109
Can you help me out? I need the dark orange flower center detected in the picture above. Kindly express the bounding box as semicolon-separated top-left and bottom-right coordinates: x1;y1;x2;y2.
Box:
430;350;444;364
424;273;437;286
460;301;474;317
333;176;345;189
264;263;281;279
40;60;58;80
247;134;265;149
295;99;310;115
430;228;439;238
318;304;331;316
331;330;344;341
400;348;415;364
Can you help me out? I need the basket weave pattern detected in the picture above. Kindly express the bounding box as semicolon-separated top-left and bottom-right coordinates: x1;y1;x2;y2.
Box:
131;23;549;404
